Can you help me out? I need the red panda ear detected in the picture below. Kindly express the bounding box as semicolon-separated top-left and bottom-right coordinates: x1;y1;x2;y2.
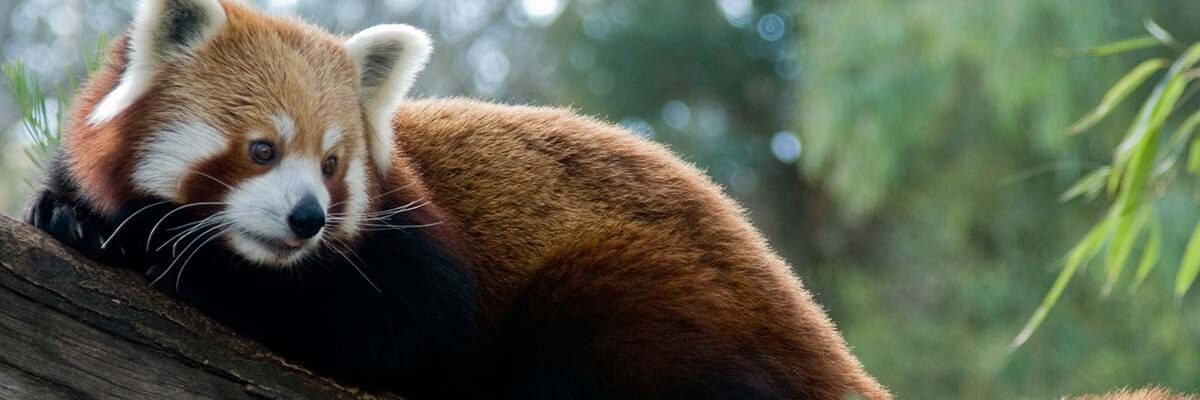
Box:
343;24;433;176
89;0;228;125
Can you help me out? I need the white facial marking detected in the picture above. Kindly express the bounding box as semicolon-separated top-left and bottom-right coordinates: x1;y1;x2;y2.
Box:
339;158;368;236
90;81;146;125
273;113;297;144
224;156;331;267
133;120;229;200
323;126;344;154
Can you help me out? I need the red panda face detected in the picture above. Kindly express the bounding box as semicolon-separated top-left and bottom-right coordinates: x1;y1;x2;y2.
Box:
70;0;432;267
172;111;372;267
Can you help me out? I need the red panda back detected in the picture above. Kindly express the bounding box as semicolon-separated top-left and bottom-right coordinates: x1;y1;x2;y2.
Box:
391;98;891;399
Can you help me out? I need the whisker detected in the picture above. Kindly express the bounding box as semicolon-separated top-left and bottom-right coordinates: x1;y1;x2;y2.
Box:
162;213;227;255
333;202;423;219
175;228;228;291
327;200;430;223
159;214;223;249
333;237;371;269
150;223;228;287
183;170;236;192
354;221;445;231
326;239;382;293
101;201;169;249
166;218;210;232
328;183;416;210
368;199;428;215
146;202;226;252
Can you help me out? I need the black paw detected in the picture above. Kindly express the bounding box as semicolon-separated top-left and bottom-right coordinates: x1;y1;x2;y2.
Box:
26;189;106;261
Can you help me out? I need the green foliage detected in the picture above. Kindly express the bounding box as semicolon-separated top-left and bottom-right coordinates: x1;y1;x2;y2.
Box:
1012;216;1112;349
1016;22;1200;347
2;61;64;173
1079;36;1164;58
1067;58;1166;134
1;34;108;184
798;1;1200;398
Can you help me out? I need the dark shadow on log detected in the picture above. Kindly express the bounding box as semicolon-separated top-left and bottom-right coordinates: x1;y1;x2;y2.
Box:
0;215;403;400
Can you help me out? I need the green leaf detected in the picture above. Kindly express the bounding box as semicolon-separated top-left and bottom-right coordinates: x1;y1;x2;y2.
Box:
1104;206;1150;294
1080;36;1165;57
1171;108;1200;147
1189;138;1200;174
84;33;111;74
1069;59;1167;135
1176;220;1200;299
1116;123;1161;216
1110;43;1200;194
1131;215;1162;292
1060;167;1111;203
1145;18;1180;48
1153;108;1200;176
1011;217;1112;349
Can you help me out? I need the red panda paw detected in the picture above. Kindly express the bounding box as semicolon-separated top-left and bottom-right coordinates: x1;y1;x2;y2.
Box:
26;189;107;262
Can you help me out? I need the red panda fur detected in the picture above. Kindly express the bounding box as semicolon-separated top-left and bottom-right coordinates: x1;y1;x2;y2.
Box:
65;4;367;217
390;99;891;398
54;2;893;397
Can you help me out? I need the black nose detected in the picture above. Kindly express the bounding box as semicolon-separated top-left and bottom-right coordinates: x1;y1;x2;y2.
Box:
287;197;326;239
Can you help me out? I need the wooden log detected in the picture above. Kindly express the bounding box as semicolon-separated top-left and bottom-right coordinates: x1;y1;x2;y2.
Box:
0;215;402;400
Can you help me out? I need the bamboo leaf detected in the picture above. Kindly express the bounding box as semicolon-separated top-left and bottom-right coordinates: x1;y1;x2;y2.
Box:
1111;43;1200;193
1171;108;1200;147
1145;18;1180;48
1060;167;1111;203
1154;108;1200;176
1116;123;1161;216
1176;220;1200;299
1104;206;1150;294
1116;78;1198;214
1069;59;1167;135
1081;36;1165;57
1189;138;1200;174
1131;215;1162;292
1011;217;1112;349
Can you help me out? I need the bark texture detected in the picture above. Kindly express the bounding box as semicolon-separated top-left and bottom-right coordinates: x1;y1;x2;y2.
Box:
0;215;401;400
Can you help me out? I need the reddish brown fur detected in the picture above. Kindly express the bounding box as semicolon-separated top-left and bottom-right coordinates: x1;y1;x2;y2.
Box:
61;2;1199;399
71;1;894;398
67;1;366;217
392;99;891;399
66;34;146;215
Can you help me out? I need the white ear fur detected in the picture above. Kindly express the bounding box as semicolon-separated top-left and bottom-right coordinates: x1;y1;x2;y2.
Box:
343;24;433;176
89;0;228;125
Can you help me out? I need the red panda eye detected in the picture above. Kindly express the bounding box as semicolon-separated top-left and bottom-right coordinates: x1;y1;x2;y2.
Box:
250;141;276;164
322;157;338;177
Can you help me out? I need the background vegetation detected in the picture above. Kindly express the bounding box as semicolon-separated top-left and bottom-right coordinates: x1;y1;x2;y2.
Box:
2;0;1200;398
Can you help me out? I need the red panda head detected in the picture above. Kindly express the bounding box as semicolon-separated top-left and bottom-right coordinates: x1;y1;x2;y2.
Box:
66;0;432;267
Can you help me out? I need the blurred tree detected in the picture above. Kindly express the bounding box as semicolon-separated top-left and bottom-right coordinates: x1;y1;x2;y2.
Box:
797;0;1200;398
540;0;828;271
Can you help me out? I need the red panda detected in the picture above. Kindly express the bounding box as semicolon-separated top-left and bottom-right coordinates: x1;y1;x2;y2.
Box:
25;0;895;398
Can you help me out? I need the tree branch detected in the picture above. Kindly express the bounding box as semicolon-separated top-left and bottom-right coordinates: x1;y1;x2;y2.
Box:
0;215;402;400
